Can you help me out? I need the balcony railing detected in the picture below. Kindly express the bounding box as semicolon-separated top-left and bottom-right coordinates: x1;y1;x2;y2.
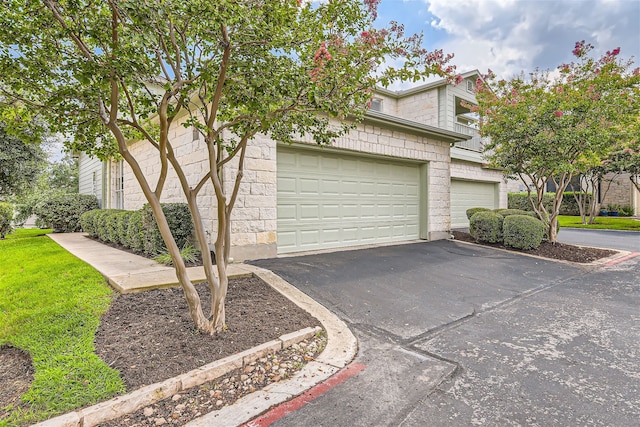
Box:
453;123;483;152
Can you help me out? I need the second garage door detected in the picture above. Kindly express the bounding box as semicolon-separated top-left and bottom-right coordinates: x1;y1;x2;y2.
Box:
277;146;422;254
450;179;498;228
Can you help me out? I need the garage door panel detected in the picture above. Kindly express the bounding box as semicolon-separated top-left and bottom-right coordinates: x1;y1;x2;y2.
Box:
451;179;497;228
278;147;422;253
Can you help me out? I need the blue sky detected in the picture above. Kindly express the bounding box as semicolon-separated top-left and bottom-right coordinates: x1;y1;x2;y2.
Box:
375;0;640;81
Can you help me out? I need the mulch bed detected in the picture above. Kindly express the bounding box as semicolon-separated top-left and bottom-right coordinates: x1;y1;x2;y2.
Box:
452;231;617;263
1;275;321;425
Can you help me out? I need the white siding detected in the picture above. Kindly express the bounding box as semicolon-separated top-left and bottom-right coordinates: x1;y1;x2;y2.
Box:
78;152;104;207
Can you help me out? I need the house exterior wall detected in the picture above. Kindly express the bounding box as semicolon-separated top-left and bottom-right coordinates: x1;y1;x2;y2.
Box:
78;152;104;207
394;89;439;126
118;113;452;260
601;173;639;213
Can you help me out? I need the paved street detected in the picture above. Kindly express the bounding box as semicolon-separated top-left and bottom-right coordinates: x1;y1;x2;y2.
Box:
557;228;640;252
250;240;640;426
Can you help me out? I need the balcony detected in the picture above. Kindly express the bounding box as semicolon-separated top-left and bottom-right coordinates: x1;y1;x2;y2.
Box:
453;123;483;152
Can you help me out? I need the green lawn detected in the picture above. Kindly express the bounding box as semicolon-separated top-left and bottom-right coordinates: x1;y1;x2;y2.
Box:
0;229;124;426
558;215;640;231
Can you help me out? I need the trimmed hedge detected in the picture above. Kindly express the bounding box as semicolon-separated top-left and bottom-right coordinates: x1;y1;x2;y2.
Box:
127;211;145;253
32;194;99;232
466;207;491;220
0;202;13;239
503;215;546;250
469;211;504;244
81;203;193;256
79;209;100;236
508;192;590;216
141;203;193;255
494;208;536;218
117;211;133;248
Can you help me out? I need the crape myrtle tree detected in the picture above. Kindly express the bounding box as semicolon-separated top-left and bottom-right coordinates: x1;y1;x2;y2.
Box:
475;41;640;242
0;0;458;333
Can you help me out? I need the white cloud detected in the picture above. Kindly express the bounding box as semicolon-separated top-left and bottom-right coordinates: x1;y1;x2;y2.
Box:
424;0;640;79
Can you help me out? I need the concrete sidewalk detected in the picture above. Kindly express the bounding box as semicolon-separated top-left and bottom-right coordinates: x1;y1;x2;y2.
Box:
42;233;358;427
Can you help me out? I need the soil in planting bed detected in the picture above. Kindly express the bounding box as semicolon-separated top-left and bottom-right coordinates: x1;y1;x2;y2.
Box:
1;275;321;423
452;230;617;263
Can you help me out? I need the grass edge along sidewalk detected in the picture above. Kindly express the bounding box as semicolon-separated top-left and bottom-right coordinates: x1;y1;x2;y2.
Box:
0;229;123;427
558;215;640;231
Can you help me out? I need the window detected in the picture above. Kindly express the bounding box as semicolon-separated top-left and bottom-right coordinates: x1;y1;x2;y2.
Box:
370;98;383;112
466;80;474;92
114;160;124;209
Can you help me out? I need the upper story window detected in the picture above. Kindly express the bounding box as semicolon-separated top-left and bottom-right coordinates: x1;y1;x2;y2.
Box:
370;98;383;112
466;80;474;92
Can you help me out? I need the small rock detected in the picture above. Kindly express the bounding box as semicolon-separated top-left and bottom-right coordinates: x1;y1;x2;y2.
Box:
265;362;272;371
228;389;236;396
143;407;155;417
243;365;256;373
240;374;249;381
249;385;256;393
172;413;179;420
216;400;224;406
154;417;167;426
304;355;314;361
171;394;182;401
175;404;186;411
272;375;281;382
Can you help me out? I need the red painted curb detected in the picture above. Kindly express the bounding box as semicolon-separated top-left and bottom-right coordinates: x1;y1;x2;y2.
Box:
605;252;640;267
241;362;367;427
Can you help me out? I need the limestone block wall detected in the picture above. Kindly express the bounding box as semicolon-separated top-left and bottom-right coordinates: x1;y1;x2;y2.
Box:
601;173;638;212
394;89;439;126
450;160;507;208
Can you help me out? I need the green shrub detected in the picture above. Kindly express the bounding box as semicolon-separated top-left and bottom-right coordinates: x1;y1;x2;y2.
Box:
508;192;589;216
503;215;546;250
94;210;111;242
494;208;536;218
140;203;193;255
466;207;491;220
105;210;125;243
127;210;145;253
79;209;101;236
619;205;635;217
32;194;99;232
469;211;504;243
117;211;133;247
154;244;200;266
0;202;14;239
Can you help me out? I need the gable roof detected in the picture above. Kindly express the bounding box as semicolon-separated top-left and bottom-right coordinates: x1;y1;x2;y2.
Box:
375;69;483;98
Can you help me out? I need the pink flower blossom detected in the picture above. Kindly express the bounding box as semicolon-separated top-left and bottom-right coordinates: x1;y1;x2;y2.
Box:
555;110;564;117
454;74;464;85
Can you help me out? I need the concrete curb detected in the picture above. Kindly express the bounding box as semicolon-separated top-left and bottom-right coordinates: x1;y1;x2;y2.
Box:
31;265;357;427
182;265;358;426
449;238;631;268
32;327;321;427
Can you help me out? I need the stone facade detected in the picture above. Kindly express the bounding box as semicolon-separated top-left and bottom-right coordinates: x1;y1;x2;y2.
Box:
81;72;508;260
601;173;639;214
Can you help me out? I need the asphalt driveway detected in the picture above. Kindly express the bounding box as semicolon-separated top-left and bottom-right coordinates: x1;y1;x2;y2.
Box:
250;240;640;426
558;228;640;252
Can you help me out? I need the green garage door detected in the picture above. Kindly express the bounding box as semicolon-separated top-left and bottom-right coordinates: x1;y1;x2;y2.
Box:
277;146;422;254
451;179;498;228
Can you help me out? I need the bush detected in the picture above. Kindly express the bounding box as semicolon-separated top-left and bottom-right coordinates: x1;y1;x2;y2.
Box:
32;194;99;232
466;207;491;220
503;215;546;250
140;203;193;255
93;210;111;242
469;211;504;243
0;202;14;239
508;192;589;216
117;211;133;247
127;210;145;253
104;210;125;243
494;208;536;218
79;209;101;236
619;205;635;217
